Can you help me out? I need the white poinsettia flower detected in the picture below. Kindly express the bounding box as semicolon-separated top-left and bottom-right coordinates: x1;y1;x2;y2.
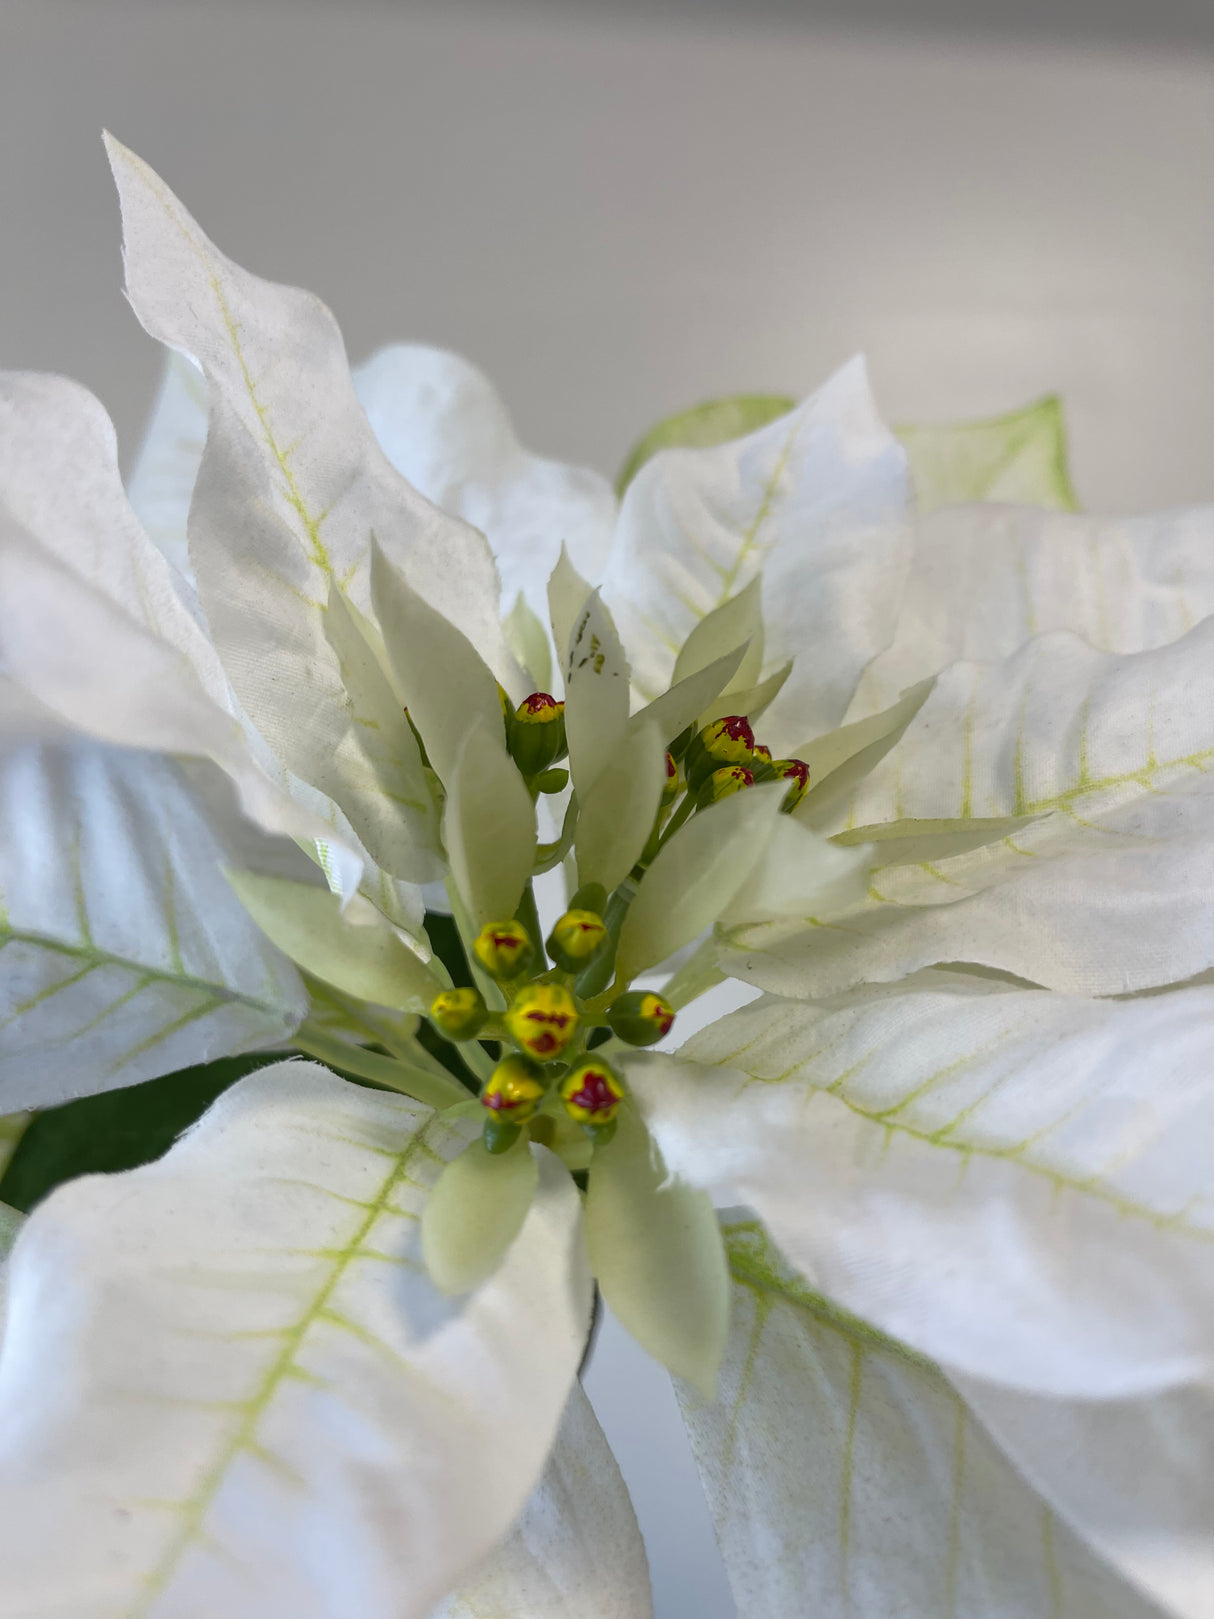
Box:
1;134;1213;1619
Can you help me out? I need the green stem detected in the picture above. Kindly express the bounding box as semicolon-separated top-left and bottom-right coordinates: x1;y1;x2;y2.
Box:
293;1025;466;1110
515;880;547;969
455;1038;496;1082
655;791;697;853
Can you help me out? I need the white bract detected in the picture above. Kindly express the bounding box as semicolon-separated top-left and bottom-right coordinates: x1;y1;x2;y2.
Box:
0;137;1211;1617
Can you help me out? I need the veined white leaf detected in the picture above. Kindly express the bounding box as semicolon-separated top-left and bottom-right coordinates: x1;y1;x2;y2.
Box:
677;1218;1158;1619
615;784;786;980
563;591;631;798
443;721;536;931
0;1062;591;1619
105;139;521;864
355;344;616;632
853;497;1214;716
576;721;666;896
226;871;442;1013
0;742;307;1109
956;1371;1214;1619
585;1103;728;1400
601;356;911;746
422;1133;539;1296
370;541;507;790
897;393;1079;515
737;620;1214;999
639;973;1214;1396
430;1383;652;1619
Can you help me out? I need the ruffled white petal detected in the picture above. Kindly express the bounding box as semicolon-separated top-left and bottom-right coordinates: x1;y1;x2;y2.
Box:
632;974;1214;1396
105;139;521;880
601;356;910;746
431;1384;652;1619
677;1218;1158;1618
0;1062;590;1619
738;620;1214;998
355;345;616;627
854;500;1214;716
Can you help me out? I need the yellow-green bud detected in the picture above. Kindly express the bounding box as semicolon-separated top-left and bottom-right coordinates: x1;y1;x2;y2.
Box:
547;909;607;972
696;764;755;806
509;692;566;775
429;986;488;1041
481;1054;546;1129
685;714;756;789
560;1057;625;1125
661;750;680;808
606;990;675;1046
505;982;579;1059
472;919;535;980
771;757;810;810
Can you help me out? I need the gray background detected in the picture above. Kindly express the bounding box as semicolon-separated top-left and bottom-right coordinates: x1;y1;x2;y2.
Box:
2;2;1211;1614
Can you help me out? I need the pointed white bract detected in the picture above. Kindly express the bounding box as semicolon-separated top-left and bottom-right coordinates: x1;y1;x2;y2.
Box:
0;1064;591;1619
638;975;1214;1396
679;1220;1157;1619
602;356;911;745
125;349;208;586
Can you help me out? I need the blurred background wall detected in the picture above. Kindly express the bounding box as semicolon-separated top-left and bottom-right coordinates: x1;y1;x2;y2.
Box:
2;3;1211;1614
1;0;1212;514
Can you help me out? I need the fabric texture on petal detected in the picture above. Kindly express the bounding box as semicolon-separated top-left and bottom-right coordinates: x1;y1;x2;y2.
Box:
676;1218;1160;1619
0;1062;590;1619
632;974;1214;1396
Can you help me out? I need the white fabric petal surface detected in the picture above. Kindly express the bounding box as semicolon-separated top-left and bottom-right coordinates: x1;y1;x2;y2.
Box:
430;1383;653;1619
0;742;307;1108
854;500;1214;716
125;350;208;587
631;973;1214;1396
677;1219;1160;1619
601;356;910;746
733;620;1214;999
955;1372;1214;1619
356;344;616;630
106;140;522;880
0;370;228;705
0;1063;591;1619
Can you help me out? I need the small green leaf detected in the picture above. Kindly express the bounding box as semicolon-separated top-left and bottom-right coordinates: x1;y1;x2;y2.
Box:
422;1132;539;1295
833;814;1040;866
443;720;537;930
795;679;935;828
616;394;796;496
585;1105;729;1398
576;721;666;895
897;393;1080;514
227;872;442;1012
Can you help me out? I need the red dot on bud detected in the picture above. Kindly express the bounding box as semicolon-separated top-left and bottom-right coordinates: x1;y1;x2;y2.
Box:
521;692;560;716
718;715;754;747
